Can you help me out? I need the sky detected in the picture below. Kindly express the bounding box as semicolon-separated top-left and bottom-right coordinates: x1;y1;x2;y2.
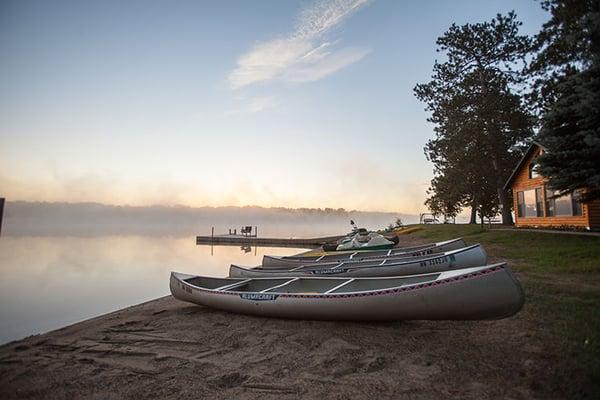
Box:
0;0;549;213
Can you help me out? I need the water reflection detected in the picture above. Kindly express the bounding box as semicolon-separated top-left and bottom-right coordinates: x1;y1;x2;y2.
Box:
0;235;304;344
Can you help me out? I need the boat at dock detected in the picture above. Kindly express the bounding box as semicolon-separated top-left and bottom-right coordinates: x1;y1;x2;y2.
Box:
170;263;524;321
229;244;486;278
261;238;467;268
334;231;396;251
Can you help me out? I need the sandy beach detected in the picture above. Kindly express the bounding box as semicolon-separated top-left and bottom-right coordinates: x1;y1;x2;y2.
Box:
1;233;596;399
0;294;547;399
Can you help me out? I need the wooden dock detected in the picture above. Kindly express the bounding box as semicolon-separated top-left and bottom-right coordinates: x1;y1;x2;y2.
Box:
196;233;342;248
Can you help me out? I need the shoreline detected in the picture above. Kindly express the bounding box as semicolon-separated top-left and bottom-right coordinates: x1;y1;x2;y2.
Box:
0;295;173;348
1;231;598;399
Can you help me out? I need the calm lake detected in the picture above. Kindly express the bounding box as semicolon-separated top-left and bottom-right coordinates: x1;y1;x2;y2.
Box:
0;235;306;344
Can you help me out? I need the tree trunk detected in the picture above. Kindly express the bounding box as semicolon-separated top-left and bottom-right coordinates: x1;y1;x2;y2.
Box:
497;187;513;225
490;157;514;225
469;206;477;224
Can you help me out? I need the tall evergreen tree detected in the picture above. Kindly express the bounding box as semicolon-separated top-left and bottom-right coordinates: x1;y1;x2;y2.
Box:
537;63;600;200
529;0;600;200
415;13;533;224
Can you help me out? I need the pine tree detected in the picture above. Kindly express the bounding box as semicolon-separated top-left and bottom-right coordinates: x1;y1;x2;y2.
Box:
537;61;600;200
415;13;533;224
529;0;600;200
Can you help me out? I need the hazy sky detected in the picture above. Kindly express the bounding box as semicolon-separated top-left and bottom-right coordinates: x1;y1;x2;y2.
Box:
0;0;548;212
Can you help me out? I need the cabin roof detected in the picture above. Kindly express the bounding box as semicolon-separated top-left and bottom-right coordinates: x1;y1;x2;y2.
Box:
503;141;548;191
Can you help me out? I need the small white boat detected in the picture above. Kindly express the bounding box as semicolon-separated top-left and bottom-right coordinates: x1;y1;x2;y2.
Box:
229;244;486;278
261;238;467;268
170;263;524;321
335;232;395;251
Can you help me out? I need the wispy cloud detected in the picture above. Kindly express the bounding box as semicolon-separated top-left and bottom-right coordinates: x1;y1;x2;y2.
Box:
228;0;372;90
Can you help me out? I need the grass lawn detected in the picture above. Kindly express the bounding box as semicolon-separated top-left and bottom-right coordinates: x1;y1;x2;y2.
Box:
410;224;600;394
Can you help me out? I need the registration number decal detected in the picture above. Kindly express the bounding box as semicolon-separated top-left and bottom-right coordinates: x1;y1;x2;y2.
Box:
419;256;449;267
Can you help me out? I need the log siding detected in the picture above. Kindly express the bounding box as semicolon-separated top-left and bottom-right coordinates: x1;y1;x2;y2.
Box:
507;143;600;230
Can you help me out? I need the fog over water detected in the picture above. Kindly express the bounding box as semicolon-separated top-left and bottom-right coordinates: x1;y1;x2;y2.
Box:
2;201;418;236
0;201;417;344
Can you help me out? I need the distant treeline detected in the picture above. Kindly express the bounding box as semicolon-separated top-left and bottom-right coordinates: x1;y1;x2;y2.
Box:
416;0;599;224
2;201;417;237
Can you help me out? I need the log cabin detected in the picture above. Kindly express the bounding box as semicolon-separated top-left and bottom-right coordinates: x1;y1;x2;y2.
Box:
504;142;600;230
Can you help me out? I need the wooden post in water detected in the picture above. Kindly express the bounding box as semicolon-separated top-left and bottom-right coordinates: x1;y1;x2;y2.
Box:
255;226;258;238
0;198;4;236
211;226;214;241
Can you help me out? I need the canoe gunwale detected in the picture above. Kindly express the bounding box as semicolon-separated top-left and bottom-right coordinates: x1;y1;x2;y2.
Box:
173;264;507;299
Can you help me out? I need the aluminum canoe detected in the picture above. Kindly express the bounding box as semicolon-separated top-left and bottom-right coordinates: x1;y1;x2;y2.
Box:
261;238;467;268
230;244;486;278
170;263;524;321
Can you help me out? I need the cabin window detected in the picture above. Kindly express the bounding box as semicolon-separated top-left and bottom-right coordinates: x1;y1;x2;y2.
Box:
545;188;555;216
517;189;540;218
528;162;540;179
517;191;525;217
546;189;583;217
535;188;543;217
555;194;573;216
524;190;538;217
572;190;583;216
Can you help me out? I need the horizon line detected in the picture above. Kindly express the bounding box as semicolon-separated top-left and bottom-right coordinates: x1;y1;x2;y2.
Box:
3;199;413;215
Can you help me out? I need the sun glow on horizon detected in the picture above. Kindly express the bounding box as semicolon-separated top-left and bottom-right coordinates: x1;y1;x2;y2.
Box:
0;165;429;214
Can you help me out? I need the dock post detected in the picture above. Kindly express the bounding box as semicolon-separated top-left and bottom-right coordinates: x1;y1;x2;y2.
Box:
0;198;4;237
211;226;214;242
255;226;258;238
